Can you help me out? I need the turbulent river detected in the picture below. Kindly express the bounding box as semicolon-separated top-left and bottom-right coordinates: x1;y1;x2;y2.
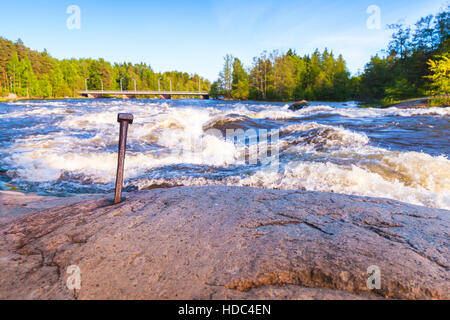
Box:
0;99;449;210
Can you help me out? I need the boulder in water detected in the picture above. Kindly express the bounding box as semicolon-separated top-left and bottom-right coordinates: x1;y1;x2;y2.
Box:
289;100;310;111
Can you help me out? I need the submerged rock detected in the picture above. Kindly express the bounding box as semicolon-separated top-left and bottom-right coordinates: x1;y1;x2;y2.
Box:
289;100;310;111
0;186;448;300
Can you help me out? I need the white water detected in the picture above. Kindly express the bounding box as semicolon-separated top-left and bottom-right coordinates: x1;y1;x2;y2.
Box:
1;99;449;210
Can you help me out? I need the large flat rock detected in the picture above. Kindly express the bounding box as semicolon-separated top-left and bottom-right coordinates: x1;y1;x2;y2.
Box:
0;191;103;222
0;186;448;300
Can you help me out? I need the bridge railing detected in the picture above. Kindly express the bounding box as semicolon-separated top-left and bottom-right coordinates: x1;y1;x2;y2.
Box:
78;90;209;95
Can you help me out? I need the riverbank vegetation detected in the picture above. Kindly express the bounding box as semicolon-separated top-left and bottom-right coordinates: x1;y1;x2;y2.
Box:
0;38;210;98
0;6;447;105
211;6;449;105
210;49;354;102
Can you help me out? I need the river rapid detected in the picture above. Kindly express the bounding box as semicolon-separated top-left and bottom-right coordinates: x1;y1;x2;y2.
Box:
0;99;449;210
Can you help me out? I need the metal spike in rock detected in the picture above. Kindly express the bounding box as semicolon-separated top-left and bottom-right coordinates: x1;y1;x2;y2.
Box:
114;113;133;204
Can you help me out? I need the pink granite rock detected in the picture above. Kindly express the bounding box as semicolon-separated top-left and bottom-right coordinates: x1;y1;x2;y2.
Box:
0;186;448;300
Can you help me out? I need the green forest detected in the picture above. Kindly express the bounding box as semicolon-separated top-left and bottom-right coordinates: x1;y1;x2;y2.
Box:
212;6;449;105
0;6;448;104
0;38;210;98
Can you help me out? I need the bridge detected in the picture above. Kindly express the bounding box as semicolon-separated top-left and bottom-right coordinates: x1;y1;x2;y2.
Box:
78;90;209;99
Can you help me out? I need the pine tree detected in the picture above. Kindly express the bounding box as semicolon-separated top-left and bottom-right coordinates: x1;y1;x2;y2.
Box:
6;52;20;93
231;58;249;100
218;54;233;97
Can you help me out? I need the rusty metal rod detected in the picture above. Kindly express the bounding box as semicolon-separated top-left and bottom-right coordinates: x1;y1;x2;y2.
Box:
114;113;133;204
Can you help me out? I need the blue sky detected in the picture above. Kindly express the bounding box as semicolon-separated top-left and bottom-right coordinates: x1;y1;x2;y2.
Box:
0;0;447;81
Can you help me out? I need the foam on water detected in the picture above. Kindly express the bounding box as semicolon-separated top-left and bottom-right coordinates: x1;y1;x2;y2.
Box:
236;153;450;210
301;106;450;118
279;122;371;152
0;99;449;209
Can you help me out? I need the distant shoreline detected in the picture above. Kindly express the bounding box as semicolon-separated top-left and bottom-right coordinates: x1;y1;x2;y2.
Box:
359;97;449;109
1;95;448;109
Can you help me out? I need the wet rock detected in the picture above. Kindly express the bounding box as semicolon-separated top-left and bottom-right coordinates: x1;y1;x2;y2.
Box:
384;97;431;109
0;191;103;223
0;186;448;300
289;100;310;111
4;93;18;100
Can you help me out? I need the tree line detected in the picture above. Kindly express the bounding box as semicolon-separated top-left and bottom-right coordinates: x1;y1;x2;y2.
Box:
0;37;210;98
359;5;449;105
1;6;448;103
211;49;355;101
211;5;449;104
